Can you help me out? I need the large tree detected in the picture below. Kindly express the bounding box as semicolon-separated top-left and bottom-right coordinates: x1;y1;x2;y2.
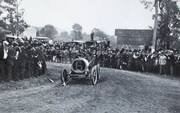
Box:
141;0;180;50
0;0;14;38
92;28;108;41
60;31;69;38
71;23;83;40
39;25;58;39
0;0;29;37
158;0;180;49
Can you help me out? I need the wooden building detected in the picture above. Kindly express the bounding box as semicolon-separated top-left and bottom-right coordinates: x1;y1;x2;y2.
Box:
115;29;153;49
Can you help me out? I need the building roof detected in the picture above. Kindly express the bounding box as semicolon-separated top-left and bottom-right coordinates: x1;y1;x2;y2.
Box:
115;29;153;37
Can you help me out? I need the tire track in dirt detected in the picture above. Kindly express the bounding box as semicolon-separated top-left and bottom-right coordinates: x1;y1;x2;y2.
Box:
0;83;58;100
1;63;180;113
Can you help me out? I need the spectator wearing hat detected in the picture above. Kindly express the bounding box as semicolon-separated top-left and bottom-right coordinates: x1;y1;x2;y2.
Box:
39;45;47;74
0;39;6;82
167;51;175;76
6;42;17;82
27;44;36;78
34;46;41;77
115;49;121;69
26;44;32;78
12;41;21;81
159;51;168;75
127;50;134;71
18;42;28;80
175;53;180;76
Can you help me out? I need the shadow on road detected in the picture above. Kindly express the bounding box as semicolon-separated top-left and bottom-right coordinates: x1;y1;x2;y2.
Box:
66;76;107;86
68;79;92;85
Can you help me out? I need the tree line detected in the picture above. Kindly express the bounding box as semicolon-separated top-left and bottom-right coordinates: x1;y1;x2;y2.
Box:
36;23;114;43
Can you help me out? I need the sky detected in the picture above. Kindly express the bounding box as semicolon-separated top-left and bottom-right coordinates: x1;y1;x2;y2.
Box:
20;0;155;35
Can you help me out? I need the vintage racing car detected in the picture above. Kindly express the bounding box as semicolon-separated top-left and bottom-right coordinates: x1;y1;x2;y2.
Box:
60;41;100;85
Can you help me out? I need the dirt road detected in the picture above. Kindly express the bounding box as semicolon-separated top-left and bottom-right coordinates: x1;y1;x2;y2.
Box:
0;62;180;113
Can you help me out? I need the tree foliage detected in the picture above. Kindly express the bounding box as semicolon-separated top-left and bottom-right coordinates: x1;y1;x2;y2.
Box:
71;23;83;40
141;0;180;49
92;28;108;40
158;0;180;49
72;23;82;31
0;0;29;37
140;0;154;11
60;31;68;38
39;25;58;39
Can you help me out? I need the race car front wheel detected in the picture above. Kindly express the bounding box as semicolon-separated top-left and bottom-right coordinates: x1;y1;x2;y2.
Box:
91;68;98;85
97;64;100;81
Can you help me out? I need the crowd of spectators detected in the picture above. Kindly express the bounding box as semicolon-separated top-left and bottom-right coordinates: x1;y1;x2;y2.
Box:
1;37;179;83
0;37;47;82
99;48;180;76
45;41;180;77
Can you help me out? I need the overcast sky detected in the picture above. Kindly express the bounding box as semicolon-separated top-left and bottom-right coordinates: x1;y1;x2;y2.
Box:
20;0;155;35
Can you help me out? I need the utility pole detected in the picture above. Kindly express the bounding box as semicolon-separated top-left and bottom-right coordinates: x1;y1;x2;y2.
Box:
152;0;159;52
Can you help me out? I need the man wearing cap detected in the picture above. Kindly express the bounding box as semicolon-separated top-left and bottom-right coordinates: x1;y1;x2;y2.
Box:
0;39;6;82
159;51;168;75
6;41;17;82
12;41;21;81
26;43;33;78
34;46;41;77
18;42;28;80
40;45;47;74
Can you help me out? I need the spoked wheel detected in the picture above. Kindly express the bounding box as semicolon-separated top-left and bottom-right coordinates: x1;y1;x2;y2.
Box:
61;69;68;86
97;64;100;81
91;69;98;85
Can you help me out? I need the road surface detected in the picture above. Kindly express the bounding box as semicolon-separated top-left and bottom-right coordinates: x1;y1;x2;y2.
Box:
0;62;180;113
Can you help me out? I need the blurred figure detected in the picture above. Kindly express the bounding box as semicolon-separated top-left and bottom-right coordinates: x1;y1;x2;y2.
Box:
6;41;17;82
90;31;94;41
159;51;167;75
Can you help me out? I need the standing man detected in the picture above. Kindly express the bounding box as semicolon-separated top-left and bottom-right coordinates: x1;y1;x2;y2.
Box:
6;42;16;82
159;51;167;75
90;31;94;41
0;38;7;82
12;41;20;81
26;44;33;78
18;42;28;80
0;41;3;82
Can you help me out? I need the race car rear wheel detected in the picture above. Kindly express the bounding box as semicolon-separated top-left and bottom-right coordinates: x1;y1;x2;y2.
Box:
61;69;68;85
97;64;100;81
91;68;97;85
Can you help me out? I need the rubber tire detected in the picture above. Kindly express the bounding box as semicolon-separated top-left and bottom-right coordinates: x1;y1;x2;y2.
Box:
97;64;100;81
61;69;68;84
91;68;98;85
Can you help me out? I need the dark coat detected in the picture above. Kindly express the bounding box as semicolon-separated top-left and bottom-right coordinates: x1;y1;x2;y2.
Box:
7;46;16;66
0;43;4;61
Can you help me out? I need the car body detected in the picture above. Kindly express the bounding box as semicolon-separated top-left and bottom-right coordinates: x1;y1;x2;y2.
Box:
61;41;100;85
